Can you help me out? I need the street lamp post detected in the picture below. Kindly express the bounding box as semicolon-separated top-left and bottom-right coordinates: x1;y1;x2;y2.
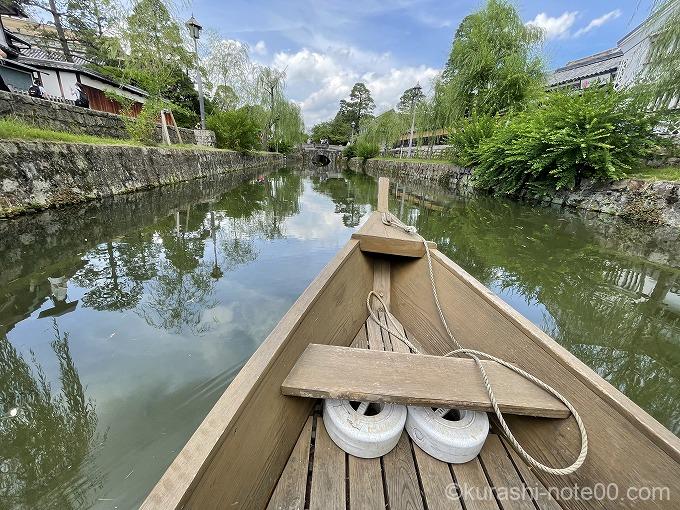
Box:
351;121;356;144
186;15;206;130
407;82;421;159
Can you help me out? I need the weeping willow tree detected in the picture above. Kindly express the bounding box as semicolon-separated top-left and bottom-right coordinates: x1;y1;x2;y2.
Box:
437;0;545;122
644;0;680;112
357;109;408;149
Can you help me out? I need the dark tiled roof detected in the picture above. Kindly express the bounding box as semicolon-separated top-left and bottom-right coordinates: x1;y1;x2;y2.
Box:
18;51;148;97
548;50;622;86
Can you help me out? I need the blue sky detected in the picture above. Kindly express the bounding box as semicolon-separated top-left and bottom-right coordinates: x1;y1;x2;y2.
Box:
187;1;651;126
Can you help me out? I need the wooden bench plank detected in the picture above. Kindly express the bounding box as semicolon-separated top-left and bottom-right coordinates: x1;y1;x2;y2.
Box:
451;458;500;510
412;444;463;510
282;345;570;419
352;212;436;258
479;435;535;510
309;417;345;510
267;416;313;510
383;432;425;510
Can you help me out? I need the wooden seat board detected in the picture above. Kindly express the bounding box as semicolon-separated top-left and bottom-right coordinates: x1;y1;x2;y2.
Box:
351;211;436;258
282;344;570;418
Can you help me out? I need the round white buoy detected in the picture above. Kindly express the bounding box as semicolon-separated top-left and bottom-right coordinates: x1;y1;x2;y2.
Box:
323;399;407;458
406;407;489;463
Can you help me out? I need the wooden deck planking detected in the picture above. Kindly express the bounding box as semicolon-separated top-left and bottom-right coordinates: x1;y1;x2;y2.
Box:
309;417;346;510
479;435;535;510
451;457;501;510
382;432;425;510
412;443;463;510
348;455;386;510
266;416;313;510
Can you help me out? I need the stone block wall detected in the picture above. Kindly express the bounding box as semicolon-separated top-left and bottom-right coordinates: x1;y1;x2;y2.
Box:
0;90;214;146
354;156;680;228
0;140;284;216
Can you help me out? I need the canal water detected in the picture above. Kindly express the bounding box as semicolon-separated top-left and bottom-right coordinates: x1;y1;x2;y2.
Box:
1;166;679;508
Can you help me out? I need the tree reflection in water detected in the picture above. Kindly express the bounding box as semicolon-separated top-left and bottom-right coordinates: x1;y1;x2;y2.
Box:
0;322;105;509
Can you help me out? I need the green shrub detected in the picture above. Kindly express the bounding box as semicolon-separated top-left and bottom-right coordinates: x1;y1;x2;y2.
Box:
206;108;262;152
355;140;379;160
125;98;165;145
343;144;357;158
473;86;662;194
447;114;497;167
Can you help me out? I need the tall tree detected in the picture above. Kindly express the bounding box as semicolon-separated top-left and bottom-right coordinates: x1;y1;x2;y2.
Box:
124;0;192;97
440;0;544;121
342;82;375;125
397;84;425;113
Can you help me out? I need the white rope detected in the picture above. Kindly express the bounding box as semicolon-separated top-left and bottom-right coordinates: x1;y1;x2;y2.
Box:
366;212;588;476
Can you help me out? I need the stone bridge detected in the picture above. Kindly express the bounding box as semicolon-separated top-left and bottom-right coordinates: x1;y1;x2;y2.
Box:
300;144;344;170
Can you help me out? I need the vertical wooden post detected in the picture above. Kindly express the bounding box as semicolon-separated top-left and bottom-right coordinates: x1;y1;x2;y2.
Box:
377;177;389;212
160;110;171;145
168;110;183;145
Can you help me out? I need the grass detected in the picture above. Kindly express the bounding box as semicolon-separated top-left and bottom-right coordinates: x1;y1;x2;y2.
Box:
375;156;451;165
0;118;219;150
625;165;680;182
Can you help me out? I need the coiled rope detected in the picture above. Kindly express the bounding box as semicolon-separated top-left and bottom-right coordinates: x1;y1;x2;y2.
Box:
364;211;588;476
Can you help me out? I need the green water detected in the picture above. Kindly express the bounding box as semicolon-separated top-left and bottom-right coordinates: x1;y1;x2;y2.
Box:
1;167;678;508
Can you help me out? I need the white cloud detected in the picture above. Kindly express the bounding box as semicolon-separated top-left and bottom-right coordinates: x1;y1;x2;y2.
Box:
253;40;267;55
271;46;439;127
526;11;578;40
574;10;622;37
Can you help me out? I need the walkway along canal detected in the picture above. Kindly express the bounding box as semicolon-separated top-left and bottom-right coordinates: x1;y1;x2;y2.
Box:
0;165;678;508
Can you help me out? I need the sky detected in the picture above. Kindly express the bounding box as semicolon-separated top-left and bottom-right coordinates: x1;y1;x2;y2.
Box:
187;0;651;128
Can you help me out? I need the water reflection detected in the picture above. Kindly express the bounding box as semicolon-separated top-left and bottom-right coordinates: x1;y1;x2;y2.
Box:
0;322;105;509
0;167;678;508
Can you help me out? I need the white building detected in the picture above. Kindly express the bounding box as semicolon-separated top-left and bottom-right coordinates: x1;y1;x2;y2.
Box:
549;4;677;107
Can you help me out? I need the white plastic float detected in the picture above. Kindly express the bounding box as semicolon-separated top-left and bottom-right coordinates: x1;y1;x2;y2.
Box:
323;399;407;458
406;406;489;463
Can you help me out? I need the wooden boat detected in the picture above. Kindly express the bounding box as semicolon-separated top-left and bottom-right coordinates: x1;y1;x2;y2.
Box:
142;178;680;510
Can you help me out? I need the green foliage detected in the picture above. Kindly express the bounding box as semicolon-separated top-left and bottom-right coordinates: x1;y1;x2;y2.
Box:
124;98;165;144
0;118;141;146
207;107;262;152
397;85;425;113
310;119;349;145
343;144;356;158
124;0;193;97
358;109;408;148
447;114;497;167
337;82;376;126
355;140;380;160
439;0;544;122
472;86;662;194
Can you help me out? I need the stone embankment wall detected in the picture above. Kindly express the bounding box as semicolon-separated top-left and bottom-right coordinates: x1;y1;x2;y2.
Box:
0;141;283;217
0;90;214;145
352;157;680;228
